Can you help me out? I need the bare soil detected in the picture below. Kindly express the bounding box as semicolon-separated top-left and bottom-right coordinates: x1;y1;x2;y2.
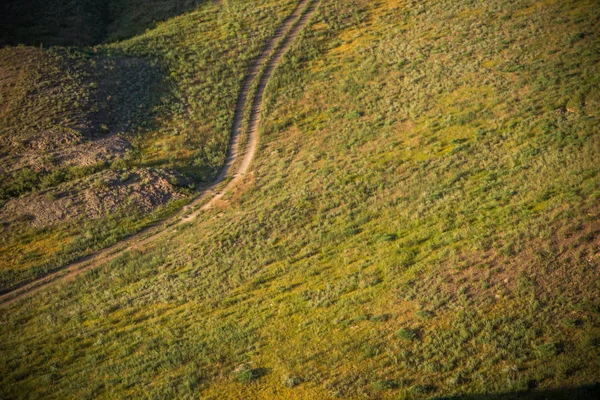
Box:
0;168;187;230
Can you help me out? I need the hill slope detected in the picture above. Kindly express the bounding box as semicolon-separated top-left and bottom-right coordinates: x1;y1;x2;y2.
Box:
0;0;297;292
0;0;599;399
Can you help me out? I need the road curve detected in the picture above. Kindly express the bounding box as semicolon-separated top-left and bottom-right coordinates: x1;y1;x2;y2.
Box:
0;0;320;308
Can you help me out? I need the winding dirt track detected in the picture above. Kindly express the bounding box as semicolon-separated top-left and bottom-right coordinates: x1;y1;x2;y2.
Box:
0;0;320;308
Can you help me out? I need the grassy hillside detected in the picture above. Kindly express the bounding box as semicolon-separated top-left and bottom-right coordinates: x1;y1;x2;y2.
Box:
0;45;177;290
1;0;599;399
0;0;297;291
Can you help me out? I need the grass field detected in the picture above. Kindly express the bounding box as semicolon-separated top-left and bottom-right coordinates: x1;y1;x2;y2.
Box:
1;0;599;398
0;0;297;292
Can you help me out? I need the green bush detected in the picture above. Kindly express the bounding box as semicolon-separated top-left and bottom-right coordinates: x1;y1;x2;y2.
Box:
372;380;398;391
395;328;418;341
232;364;260;383
535;342;562;359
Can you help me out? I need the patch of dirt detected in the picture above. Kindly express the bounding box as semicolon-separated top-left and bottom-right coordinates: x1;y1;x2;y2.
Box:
53;135;131;166
83;168;187;219
24;128;86;154
10;134;131;174
0;168;188;230
55;134;131;168
408;218;600;318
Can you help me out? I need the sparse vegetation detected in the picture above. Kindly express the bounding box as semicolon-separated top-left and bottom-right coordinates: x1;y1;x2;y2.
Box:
0;0;599;399
0;0;297;291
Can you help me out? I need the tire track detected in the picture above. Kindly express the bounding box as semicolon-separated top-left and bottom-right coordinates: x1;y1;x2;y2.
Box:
0;0;320;308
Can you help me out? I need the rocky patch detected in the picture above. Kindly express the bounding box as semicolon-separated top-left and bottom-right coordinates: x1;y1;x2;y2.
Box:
0;168;189;230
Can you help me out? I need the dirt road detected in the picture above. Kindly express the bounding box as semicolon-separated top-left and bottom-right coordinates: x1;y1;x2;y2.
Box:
0;0;320;308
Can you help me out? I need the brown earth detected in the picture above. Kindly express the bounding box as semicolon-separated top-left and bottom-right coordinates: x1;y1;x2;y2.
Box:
0;168;187;230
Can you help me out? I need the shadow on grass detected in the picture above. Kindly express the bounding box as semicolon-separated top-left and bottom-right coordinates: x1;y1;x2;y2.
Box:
0;0;208;47
433;383;599;400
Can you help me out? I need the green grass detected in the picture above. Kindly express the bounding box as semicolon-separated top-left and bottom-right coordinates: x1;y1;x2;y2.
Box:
0;0;297;291
1;0;599;398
